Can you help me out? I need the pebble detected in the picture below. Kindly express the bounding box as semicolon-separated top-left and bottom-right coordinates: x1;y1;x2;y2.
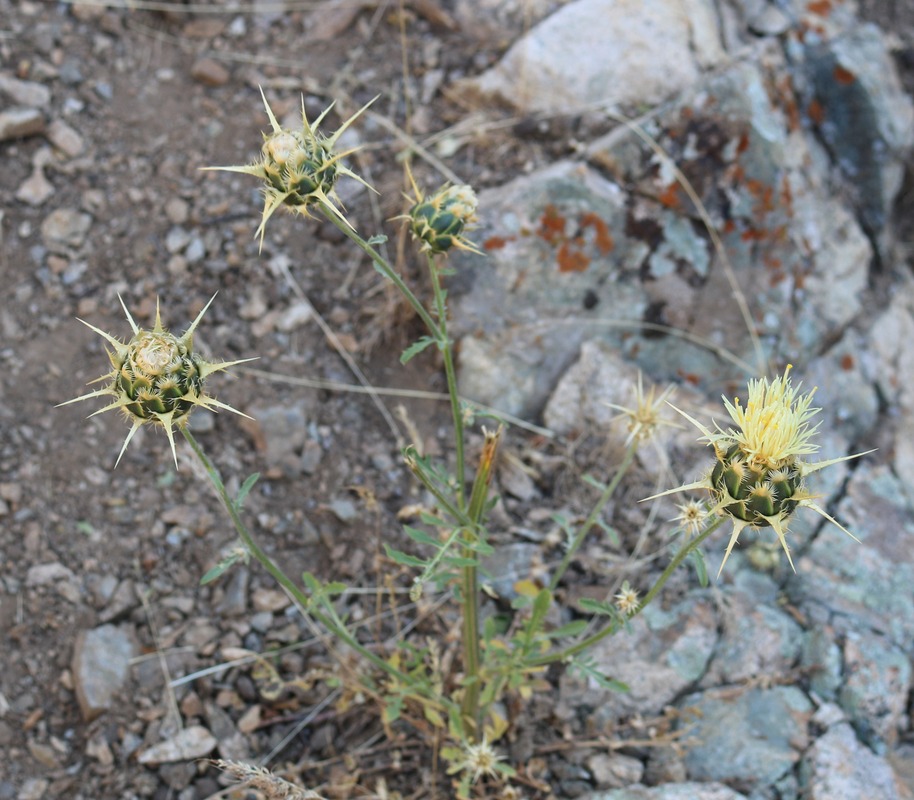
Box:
276;300;314;331
15;147;55;207
72;624;137;721
26;562;75;586
137;726;217;765
0;74;51;108
40;207;92;252
0;107;45;141
190;57;230;87
164;196;189;225
46;118;84;157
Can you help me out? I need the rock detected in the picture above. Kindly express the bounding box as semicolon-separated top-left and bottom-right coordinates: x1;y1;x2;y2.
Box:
678;686;813;788
40;208;92;252
190;57;230;87
0;107;45;141
72;625;137;721
462;0;725;113
838;629;911;750
164;197;189;225
0;74;51;108
26;562;75;586
481;542;549;600
801;627;843;700
561;593;717;724
248;401;309;469
587;752;644;788
137;726;218;765
452;0;554;42
276;300;314;331
451;160;644;418
15;146;54;207
205;702;250;761
579;783;748;800
799;24;914;239
800;723;912;800
788;464;914;651
46;119;84;157
700;587;804;686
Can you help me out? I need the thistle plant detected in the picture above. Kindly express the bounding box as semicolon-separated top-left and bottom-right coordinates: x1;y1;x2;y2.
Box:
59;295;254;467
649;366;873;575
63;87;873;799
204;87;375;248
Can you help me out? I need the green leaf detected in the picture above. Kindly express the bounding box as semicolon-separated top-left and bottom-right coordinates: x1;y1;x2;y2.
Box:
578;598;618;617
442;555;479;568
382;695;403;723
544;619;589;639
582;473;608;492
593;517;620;547
384;544;428;569
688;548;709;587
400;336;436;364
404;525;443;548
234;472;260;512
571;657;629;692
527;587;553;637
367;234;388;246
200;548;246;586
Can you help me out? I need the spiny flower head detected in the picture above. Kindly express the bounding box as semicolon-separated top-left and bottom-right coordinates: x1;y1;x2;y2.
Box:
673;499;708;538
205;87;376;250
646;366;873;576
59;295;254;468
605;372;680;447
401;169;481;255
455;737;505;784
614;581;640;616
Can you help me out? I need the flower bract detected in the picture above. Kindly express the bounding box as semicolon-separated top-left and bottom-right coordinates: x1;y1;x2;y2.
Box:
59;295;254;468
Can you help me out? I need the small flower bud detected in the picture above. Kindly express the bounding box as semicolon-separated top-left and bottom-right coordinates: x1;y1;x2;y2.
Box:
406;183;480;255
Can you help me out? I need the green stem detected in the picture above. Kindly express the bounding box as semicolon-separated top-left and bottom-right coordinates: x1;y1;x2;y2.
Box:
425;252;465;509
549;440;639;592
318;203;440;338
530;516;724;667
457;428;500;739
180;426;423;694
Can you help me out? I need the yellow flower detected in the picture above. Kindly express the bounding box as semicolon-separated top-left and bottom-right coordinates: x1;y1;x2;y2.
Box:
647;366;873;576
59;296;254;468
204;87;376;249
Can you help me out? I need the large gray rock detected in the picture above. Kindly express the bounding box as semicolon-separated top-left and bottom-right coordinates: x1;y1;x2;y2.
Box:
452;160;647;419
678;686;813;790
800;723;913;800
463;0;725;113
838;629;911;750
700;588;804;686
560;592;717;724
796;24;914;239
788;464;914;651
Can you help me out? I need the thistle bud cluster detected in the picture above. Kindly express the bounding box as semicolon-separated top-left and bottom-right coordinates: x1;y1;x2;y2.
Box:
407;183;480;254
